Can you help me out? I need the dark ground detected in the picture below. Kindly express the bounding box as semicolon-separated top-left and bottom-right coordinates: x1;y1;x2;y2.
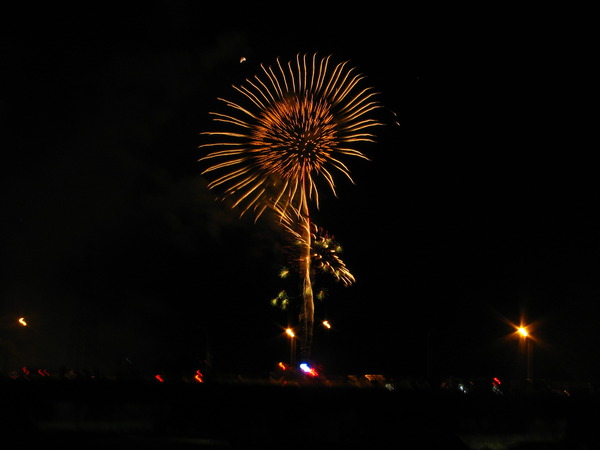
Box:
2;378;599;449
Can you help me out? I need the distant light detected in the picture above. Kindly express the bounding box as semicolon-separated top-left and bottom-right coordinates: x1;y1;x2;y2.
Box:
240;56;247;63
299;363;318;377
18;317;27;327
155;374;165;383
322;320;331;329
492;377;502;394
517;327;528;337
285;328;295;338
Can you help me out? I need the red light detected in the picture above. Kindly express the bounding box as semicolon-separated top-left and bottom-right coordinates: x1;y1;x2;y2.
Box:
155;374;165;383
194;370;204;383
492;377;501;386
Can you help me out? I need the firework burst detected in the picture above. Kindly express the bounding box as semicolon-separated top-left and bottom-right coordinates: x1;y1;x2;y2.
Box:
200;53;381;218
200;53;381;358
277;208;356;287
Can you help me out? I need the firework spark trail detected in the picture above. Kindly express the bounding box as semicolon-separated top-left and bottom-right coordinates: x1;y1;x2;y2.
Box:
275;204;356;287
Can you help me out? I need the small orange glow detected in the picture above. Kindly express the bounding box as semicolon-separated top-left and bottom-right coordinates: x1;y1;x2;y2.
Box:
194;370;204;383
322;320;331;329
18;317;27;326
285;328;295;338
278;362;288;370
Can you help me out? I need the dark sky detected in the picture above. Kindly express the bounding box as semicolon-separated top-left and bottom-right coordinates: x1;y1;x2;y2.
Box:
1;4;597;381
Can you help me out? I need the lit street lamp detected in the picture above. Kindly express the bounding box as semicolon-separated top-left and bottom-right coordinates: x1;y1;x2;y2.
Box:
285;328;296;366
517;325;533;381
517;326;528;338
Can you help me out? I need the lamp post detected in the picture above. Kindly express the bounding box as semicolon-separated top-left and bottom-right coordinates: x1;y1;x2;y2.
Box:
285;328;296;366
518;326;532;381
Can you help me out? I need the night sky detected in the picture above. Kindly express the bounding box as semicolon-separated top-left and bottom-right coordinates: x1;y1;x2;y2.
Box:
1;4;596;382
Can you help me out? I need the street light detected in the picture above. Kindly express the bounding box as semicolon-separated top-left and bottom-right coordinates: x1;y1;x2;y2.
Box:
517;324;532;381
285;328;296;365
517;326;528;338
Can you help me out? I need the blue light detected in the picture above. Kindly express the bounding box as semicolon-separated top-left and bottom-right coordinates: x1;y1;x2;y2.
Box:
299;363;318;376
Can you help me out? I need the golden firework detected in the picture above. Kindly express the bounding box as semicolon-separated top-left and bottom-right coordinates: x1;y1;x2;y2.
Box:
200;53;381;218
